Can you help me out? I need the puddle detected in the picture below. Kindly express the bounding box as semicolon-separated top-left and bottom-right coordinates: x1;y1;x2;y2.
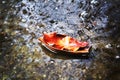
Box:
0;0;120;80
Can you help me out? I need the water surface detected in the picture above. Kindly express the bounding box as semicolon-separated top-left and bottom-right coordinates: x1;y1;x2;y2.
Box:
0;0;120;80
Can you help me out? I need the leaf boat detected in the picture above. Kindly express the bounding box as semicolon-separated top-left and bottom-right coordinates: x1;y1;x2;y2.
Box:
38;32;91;55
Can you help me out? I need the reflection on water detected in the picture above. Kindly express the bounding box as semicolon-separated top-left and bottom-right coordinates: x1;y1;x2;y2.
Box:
0;0;120;80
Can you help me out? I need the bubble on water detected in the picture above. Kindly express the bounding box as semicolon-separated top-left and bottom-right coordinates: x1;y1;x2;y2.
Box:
21;18;27;22
27;57;33;64
42;74;46;78
81;11;88;17
91;0;99;5
105;44;112;48
2;1;6;4
43;56;50;62
21;0;28;4
50;60;55;64
115;56;120;59
11;43;14;45
116;45;120;48
19;22;28;27
55;7;58;10
34;59;41;63
66;29;74;34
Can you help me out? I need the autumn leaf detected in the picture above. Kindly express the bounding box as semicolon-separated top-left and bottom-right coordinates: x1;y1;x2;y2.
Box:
42;32;88;51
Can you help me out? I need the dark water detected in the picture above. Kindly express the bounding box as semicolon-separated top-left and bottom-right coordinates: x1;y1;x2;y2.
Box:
0;0;120;80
